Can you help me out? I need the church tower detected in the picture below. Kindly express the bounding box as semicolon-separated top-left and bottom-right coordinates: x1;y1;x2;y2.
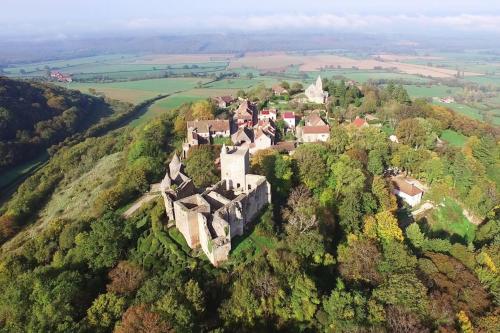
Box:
220;144;249;191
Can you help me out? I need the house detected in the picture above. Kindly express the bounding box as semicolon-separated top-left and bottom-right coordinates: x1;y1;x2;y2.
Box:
352;117;369;129
186;120;231;138
259;108;277;121
232;119;276;154
252;127;274;153
283;111;296;128
160;146;271;266
305;113;326;127
300;125;331;142
234;100;257;128
439;96;455;104
214;96;235;108
50;71;72;83
183;120;231;157
231;127;254;146
272;84;288;96
391;176;424;207
305;76;328;104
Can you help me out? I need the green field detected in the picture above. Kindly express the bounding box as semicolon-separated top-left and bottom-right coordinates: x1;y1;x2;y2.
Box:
68;78;209;104
312;70;432;84
440;129;468;147
428;198;476;243
404;85;462;98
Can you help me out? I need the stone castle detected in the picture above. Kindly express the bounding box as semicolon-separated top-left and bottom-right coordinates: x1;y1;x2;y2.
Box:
160;145;271;266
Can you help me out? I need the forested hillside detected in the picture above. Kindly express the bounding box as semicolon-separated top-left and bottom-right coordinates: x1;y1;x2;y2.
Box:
0;83;498;332
0;77;115;171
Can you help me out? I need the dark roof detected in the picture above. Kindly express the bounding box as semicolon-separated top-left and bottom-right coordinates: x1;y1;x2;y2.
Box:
187;120;230;133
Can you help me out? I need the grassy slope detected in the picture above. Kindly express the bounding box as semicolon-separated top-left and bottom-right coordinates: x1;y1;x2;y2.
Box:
39;152;123;223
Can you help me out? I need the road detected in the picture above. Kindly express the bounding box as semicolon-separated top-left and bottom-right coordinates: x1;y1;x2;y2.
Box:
123;193;160;218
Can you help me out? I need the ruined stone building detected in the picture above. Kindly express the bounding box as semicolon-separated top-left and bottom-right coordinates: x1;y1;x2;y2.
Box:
160;146;271;266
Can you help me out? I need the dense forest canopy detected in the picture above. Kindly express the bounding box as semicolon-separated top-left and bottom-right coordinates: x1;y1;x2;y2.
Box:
0;78;498;332
0;77;129;172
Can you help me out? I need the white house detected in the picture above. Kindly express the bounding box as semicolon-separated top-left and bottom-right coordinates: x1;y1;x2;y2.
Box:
282;111;296;128
391;176;424;207
259;108;277;121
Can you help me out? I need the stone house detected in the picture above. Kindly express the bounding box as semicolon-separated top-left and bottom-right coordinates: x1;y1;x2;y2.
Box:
299;125;331;142
214;96;236;108
234;99;257;128
272;85;288;96
296;113;330;142
183;119;231;157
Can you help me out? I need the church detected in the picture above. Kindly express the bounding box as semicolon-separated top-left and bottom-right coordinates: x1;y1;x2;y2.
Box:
305;75;329;104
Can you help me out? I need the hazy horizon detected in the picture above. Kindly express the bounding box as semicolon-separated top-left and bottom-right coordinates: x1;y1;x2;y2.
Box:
2;0;500;40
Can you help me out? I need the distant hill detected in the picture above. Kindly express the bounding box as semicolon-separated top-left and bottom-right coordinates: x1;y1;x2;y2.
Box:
0;77;112;171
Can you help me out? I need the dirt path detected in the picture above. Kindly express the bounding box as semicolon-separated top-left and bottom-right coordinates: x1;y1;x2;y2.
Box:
123;193;159;218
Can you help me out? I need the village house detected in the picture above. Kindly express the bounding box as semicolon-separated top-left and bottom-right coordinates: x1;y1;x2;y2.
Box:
282;111;296;129
50;71;72;83
258;108;277;121
231;119;276;154
391;176;424;207
297;113;330;142
305;76;328;104
352;116;369;129
234;99;258;128
305;113;326;127
182;120;231;157
300;125;331;142
213;96;236;108
160;146;271;266
272;84;288;96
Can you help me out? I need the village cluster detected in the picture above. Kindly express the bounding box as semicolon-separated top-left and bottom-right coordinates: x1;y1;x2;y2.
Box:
162;76;425;266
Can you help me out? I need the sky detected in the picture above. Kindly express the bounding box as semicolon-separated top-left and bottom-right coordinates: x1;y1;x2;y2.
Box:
2;0;500;39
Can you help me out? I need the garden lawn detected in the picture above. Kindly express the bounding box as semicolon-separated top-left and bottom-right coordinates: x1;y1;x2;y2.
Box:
428;198;476;243
441;129;468;147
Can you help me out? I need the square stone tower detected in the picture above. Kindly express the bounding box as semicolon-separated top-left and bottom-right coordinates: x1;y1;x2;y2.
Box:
220;144;249;191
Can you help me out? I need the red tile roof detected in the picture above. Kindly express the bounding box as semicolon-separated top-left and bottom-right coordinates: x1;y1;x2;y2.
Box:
353;117;367;128
391;177;423;196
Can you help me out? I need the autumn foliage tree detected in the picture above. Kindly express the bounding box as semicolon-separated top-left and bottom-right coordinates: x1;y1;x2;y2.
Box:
115;304;173;333
107;261;146;295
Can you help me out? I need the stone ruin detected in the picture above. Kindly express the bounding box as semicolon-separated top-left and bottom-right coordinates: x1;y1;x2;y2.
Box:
160;145;271;266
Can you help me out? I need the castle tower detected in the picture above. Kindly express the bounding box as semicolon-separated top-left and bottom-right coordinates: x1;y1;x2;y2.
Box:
220;145;249;191
169;153;182;179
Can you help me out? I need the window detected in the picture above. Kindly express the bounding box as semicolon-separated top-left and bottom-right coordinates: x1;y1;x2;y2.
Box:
248;184;251;190
237;183;241;188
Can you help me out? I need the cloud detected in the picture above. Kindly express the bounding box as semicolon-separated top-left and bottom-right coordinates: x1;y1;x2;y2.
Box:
2;13;500;39
122;13;500;33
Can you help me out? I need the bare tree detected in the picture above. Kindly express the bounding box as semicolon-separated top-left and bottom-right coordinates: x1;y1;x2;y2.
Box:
282;185;318;234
